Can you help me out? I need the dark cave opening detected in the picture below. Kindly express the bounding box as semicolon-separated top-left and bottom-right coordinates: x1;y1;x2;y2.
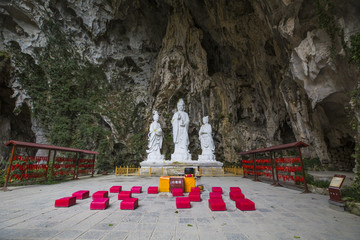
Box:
280;121;296;144
0;56;35;167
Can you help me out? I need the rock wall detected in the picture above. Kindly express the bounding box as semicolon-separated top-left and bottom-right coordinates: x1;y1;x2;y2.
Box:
0;0;359;171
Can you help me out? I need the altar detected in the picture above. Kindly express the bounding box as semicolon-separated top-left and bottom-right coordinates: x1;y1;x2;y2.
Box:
158;176;195;192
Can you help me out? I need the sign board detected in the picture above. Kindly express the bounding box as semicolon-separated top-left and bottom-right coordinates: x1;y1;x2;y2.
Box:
329;175;346;188
328;175;346;203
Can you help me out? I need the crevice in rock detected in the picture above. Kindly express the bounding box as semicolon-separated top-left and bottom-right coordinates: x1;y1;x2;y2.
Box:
0;56;35;166
280;120;296;144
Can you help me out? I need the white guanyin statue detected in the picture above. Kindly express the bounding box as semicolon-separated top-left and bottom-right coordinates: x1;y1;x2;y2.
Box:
171;99;192;161
198;116;216;161
146;110;164;161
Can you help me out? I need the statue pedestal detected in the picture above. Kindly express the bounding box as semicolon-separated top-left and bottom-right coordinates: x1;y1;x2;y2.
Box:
198;154;216;161
139;159;223;176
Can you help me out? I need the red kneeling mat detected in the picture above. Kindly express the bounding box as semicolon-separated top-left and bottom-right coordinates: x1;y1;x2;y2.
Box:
120;198;139;210
131;186;142;193
190;187;201;194
176;197;191;208
55;196;76;207
110;186;122;193
230;191;245;201
90;198;109;210
72;190;90;199
72;190;90;200
209;192;222;200
189;192;201;202
235;198;255;211
92;191;108;199
229;187;241;193
118;191;132;200
208;198;226;211
147;186;158;194
212;187;223;194
172;188;183;197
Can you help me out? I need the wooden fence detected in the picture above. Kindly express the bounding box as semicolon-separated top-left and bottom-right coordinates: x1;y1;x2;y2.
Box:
115;166;243;177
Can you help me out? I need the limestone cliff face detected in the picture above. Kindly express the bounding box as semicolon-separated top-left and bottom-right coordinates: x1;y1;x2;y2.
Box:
0;0;359;170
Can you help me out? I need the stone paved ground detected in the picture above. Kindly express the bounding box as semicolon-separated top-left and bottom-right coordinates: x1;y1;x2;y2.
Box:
0;175;359;240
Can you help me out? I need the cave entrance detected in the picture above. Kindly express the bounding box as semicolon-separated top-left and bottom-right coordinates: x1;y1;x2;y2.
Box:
318;92;355;171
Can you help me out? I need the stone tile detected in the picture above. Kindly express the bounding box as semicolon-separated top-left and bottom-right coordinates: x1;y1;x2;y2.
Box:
174;231;199;240
178;217;195;224
91;222;117;230
101;231;128;240
150;231;175;240
136;223;156;232
176;223;198;233
224;232;249;240
112;222;138;232
154;222;176;232
52;230;83;240
198;231;226;240
2;228;61;239
126;231;153;240
196;217;213;224
76;230;107;240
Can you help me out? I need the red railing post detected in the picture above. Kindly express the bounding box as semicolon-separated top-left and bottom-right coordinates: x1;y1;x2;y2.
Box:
270;151;276;185
253;153;259;181
91;155;95;177
45;150;51;181
3;145;16;191
273;151;281;186
51;151;57;179
74;153;79;180
298;147;310;193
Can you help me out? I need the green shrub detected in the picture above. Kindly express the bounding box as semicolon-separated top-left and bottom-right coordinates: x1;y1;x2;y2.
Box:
305;172;330;188
303;158;324;171
341;183;360;202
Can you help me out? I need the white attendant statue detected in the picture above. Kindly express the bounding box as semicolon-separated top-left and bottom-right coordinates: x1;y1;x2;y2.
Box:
171;99;192;161
198;116;216;161
146;111;164;161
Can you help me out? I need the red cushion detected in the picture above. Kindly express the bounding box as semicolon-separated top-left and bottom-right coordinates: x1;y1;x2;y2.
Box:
190;187;201;193
230;192;245;201
230;187;241;193
118;191;132;200
72;190;90;199
92;191;108;199
120;198;139;210
209;192;222;200
90;198;109;210
176;197;191;208
189;192;201;202
147;186;158;194
212;187;223;194
55;196;76;207
208;198;226;211
131;186;142;193
235;199;255;211
110;186;122;193
172;188;183;197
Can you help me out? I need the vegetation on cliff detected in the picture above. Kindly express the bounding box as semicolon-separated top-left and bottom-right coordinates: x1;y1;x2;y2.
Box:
9;20;146;171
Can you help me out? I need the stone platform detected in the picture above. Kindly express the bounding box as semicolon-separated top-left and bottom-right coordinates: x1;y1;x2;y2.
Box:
1;175;360;240
140;160;223;176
